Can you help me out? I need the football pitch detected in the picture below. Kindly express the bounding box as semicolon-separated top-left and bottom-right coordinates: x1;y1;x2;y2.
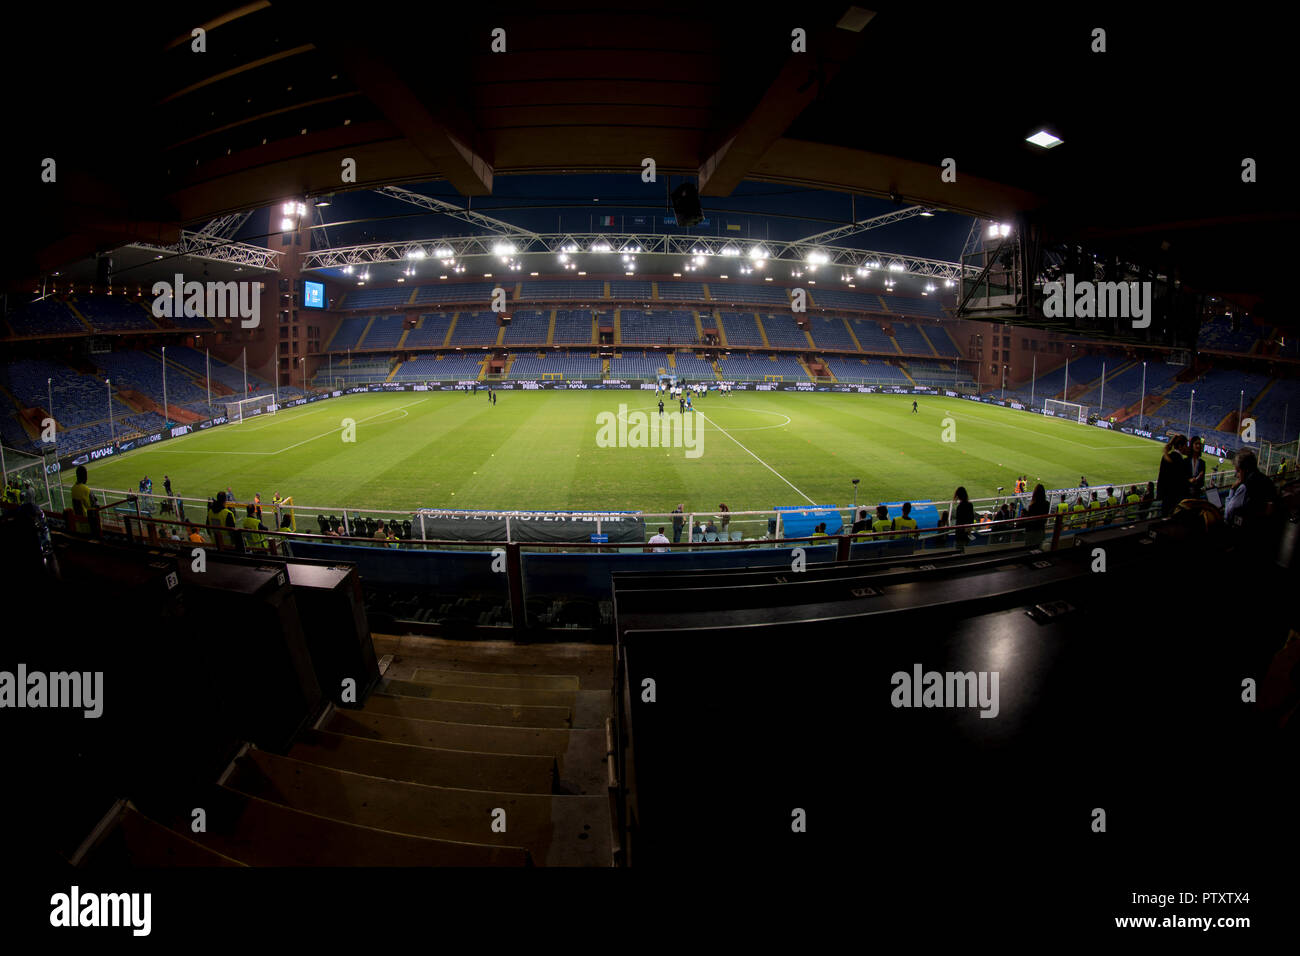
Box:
68;390;1173;514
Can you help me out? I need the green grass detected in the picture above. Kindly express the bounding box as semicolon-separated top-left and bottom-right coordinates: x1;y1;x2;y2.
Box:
68;390;1176;516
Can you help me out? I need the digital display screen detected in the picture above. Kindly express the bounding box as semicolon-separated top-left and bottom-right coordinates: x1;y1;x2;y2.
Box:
302;279;325;308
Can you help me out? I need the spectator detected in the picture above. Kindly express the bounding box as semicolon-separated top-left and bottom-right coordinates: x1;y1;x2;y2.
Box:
1224;448;1280;553
1157;434;1191;517
1023;484;1050;549
187;524;208;545
1069;493;1088;530
894;502;919;539
648;526;671;553
374;520;391;547
811;523;829;538
705;517;718;537
206;492;237;548
871;505;892;534
1187;436;1207;499
671;504;684;543
70;465;95;518
953;487;975;550
1088;490;1102;528
1141;481;1157;519
1079;476;1089;488
937;510;950;529
239;502;267;551
719;503;730;535
851;508;871;533
994;502;1012;543
1125;485;1142;520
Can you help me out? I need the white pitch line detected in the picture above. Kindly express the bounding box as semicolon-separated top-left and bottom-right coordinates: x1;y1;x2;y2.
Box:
150;398;426;455
698;411;815;505
240;403;337;432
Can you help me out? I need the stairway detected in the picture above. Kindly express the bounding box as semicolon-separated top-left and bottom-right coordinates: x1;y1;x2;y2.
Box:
78;635;617;867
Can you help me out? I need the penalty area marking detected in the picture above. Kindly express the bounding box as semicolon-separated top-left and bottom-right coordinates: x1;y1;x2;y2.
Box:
697;411;815;505
148;398;426;456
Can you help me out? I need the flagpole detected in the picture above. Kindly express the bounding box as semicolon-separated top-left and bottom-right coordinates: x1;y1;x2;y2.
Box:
206;347;211;410
1099;361;1105;415
1030;354;1036;409
243;348;248;397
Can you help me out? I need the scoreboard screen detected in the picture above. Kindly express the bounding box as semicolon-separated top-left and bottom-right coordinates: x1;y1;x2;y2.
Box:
302;279;325;308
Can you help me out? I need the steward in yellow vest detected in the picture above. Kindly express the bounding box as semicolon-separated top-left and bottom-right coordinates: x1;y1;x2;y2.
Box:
239;503;266;550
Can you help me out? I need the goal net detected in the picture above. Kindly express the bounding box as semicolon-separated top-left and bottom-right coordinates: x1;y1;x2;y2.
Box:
1045;398;1088;424
0;444;55;511
225;393;277;424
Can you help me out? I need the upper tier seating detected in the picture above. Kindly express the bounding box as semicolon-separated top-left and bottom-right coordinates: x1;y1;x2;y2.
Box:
74;296;157;331
502;310;550;345
339;286;413;310
403;314;451;348
719;313;764;347
448;312;500;346
6;297;87;336
619;310;697;345
553;310;595;344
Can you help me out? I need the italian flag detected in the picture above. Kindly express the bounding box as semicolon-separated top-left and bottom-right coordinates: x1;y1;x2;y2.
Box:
599;215;615;226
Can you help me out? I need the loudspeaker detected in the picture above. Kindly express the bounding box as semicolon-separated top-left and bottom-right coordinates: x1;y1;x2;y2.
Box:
95;256;112;286
670;182;704;227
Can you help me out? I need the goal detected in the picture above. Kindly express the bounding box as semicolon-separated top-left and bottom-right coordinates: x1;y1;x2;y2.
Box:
225;393;277;424
1044;398;1088;424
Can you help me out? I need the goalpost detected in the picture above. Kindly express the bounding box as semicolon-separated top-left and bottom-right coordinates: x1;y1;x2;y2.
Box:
1044;398;1088;424
225;393;277;424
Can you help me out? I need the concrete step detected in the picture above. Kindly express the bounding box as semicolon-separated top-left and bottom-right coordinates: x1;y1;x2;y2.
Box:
323;710;608;794
87;805;246;867
381;676;576;708
409;667;581;691
290;728;556;793
227;749;610;866
174;784;530;866
365;691;572;728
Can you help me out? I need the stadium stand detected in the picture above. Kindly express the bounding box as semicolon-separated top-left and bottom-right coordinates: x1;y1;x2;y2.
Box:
879;292;946;319
609;350;662;379
360;315;407;350
654;281;704;301
619;310;697;345
808;316;854;350
890;323;935;356
338;286;413;310
922;325;963;357
552;310;596;344
849;319;897;353
391;354;480;381
326;316;370;351
1198;315;1263;354
403;314;451;348
412;281;497;305
716;353;806;380
502;309;550;345
718;312;765;346
448;312;501;346
758;313;809;348
519;280;604;300
809;289;884;311
5;297;87;336
73;296;157;331
715;284;790;307
508;352;601;379
670;352;716;378
609;280;652;299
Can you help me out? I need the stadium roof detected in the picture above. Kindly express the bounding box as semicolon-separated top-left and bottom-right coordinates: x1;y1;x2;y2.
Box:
3;3;1296;318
